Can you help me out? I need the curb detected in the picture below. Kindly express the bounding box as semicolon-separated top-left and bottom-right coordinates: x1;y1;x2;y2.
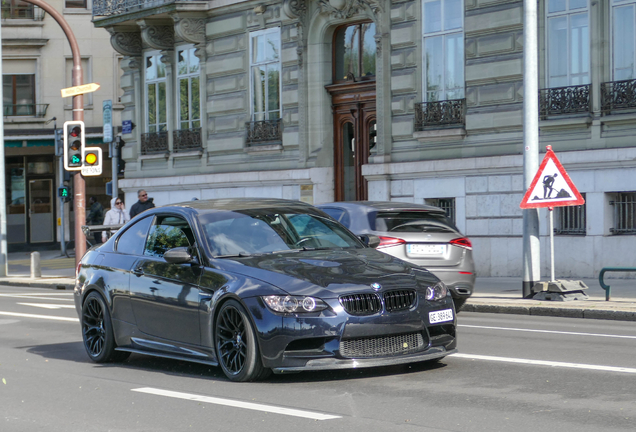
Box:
462;303;636;322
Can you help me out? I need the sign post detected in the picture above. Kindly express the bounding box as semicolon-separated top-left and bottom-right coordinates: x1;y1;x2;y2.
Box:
520;146;588;300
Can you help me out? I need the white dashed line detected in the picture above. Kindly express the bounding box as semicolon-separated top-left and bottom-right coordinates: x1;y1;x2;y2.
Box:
459;324;636;340
132;387;342;420
451;353;636;374
17;303;76;310
0;311;78;322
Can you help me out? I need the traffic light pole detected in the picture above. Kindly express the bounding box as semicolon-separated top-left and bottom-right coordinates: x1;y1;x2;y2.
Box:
23;0;86;266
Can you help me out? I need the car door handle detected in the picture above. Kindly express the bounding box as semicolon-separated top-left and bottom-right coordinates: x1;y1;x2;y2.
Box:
132;266;144;276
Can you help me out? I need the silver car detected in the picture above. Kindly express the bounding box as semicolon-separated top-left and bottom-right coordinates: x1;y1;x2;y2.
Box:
318;201;475;310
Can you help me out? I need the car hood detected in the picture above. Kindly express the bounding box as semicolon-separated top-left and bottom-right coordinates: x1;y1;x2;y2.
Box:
210;248;439;298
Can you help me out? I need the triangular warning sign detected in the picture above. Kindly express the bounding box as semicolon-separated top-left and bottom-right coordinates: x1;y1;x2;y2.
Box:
520;146;585;209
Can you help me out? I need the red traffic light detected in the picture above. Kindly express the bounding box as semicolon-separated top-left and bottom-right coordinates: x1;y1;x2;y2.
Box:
70;126;81;137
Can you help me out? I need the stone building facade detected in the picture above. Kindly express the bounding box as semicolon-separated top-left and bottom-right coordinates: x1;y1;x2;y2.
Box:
94;0;636;277
3;0;122;250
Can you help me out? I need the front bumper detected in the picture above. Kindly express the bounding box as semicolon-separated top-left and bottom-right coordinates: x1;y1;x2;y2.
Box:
243;295;457;373
273;347;456;373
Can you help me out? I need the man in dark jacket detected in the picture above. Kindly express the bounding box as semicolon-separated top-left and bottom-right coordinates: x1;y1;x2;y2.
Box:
86;196;104;244
129;189;155;218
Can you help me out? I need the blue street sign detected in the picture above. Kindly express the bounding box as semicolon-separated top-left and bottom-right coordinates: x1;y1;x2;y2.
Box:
122;120;132;135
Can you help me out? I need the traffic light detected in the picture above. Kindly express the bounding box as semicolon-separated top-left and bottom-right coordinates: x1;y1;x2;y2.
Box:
58;186;71;203
81;146;103;176
63;120;85;171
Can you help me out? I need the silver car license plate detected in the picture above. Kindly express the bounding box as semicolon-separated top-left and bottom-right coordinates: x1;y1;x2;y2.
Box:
407;243;446;256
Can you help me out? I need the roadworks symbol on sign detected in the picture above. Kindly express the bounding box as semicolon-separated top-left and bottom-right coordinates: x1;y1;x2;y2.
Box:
520;146;585;209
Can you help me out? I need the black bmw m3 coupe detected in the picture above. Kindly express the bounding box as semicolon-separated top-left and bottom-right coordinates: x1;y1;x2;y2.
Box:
74;198;457;381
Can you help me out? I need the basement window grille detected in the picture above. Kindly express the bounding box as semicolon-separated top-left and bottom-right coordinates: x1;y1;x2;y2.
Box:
610;192;636;234
554;193;586;235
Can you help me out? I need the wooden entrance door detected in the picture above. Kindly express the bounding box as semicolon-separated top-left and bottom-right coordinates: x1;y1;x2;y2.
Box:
327;81;376;201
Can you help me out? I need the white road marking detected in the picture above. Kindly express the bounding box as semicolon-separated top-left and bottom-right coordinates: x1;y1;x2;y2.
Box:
451;353;636;374
0;311;78;322
459;324;636;340
17;303;76;310
132;387;342;420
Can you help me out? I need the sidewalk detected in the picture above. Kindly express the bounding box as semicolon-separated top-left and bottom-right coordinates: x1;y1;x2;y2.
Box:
1;251;635;321
464;277;636;321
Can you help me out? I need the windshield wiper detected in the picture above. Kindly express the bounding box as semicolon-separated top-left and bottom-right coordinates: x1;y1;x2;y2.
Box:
214;252;254;258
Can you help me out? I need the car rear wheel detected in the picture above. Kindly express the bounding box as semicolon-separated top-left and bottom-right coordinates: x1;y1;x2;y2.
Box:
81;291;130;363
215;299;269;382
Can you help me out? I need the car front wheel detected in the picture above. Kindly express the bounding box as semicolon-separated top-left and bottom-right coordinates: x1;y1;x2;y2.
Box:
215;299;269;382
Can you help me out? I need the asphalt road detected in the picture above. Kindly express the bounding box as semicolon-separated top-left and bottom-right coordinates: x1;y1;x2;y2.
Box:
1;285;635;432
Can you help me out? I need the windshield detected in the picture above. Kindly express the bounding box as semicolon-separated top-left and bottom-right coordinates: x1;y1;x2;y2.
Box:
197;208;364;257
375;211;458;233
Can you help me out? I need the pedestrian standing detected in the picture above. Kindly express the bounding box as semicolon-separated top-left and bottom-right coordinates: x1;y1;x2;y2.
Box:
86;196;104;244
102;197;130;243
129;189;155;218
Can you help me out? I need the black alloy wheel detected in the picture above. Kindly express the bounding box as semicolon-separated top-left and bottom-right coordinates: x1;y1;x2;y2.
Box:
215;300;269;382
81;292;129;363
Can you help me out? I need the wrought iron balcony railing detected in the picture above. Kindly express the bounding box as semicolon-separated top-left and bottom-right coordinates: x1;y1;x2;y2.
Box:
246;119;283;146
3;104;49;117
93;0;174;17
141;131;169;155
539;84;591;119
601;79;636;115
173;127;202;153
414;99;465;131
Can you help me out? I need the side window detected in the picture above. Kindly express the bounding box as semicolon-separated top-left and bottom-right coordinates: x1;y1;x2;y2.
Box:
321;207;352;228
321;207;344;221
143;216;193;258
116;216;153;255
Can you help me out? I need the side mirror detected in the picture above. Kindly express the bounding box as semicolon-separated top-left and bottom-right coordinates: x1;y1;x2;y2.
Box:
360;234;381;248
164;247;194;264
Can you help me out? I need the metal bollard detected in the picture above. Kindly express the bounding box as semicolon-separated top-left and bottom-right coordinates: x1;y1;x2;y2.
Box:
30;252;41;279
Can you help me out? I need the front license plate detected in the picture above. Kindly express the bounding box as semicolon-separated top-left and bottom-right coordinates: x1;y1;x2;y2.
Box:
429;309;454;324
407;243;445;256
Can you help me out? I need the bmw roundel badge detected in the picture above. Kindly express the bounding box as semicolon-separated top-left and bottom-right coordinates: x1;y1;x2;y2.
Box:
371;282;382;291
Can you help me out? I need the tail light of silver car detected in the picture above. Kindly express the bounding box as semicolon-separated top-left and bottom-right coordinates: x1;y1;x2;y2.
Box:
376;236;406;249
449;237;472;250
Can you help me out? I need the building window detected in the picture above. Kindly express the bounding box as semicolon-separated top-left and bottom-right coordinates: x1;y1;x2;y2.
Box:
65;0;86;8
145;52;167;133
3;74;35;116
546;0;589;87
612;0;636;80
1;0;34;18
422;0;464;102
426;197;456;224
177;47;200;130
334;22;376;81
65;58;92;107
555;194;586;235
610;192;636;234
249;28;281;122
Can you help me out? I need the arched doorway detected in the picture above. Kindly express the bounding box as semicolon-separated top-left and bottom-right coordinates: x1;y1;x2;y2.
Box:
325;22;376;201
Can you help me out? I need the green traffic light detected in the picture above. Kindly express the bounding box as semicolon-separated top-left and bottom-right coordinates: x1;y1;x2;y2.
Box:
61;189;69;197
71;154;81;164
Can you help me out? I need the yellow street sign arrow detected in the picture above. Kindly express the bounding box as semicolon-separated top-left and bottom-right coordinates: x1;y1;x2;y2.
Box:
61;83;101;98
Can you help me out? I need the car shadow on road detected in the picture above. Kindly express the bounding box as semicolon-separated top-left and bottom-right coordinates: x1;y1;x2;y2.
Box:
19;342;448;384
20;341;88;363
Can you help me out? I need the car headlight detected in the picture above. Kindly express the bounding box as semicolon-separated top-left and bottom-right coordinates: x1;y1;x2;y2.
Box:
425;282;448;301
262;295;329;313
